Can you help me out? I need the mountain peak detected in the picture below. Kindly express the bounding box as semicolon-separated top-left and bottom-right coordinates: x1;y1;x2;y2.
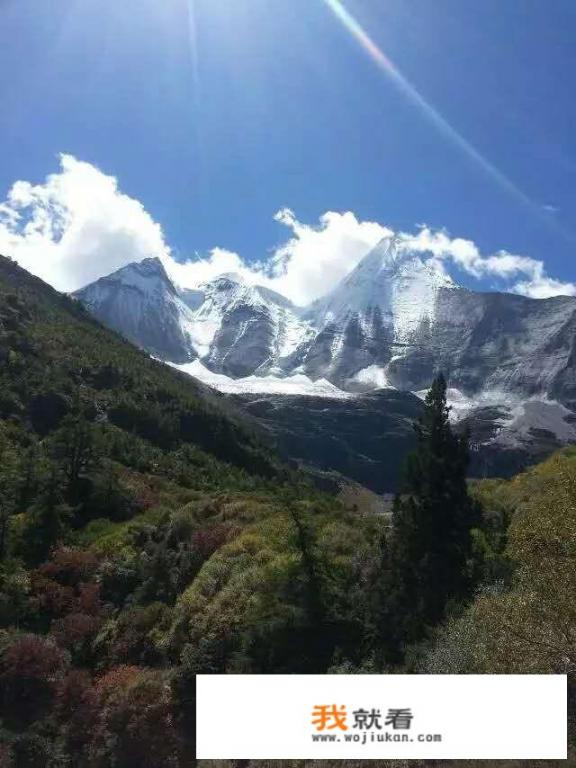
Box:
73;256;198;363
215;272;245;284
305;238;456;338
351;237;455;284
96;257;176;296
134;255;167;273
122;256;170;279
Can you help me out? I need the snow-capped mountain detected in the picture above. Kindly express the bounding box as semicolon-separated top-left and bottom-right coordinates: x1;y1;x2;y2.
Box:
74;240;458;390
75;258;314;376
74;242;576;483
296;238;457;388
74;258;198;363
75;240;576;409
182;273;313;377
388;284;576;402
305;238;455;338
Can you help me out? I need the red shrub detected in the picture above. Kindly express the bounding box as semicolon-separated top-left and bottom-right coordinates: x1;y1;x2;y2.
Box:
56;670;99;757
77;582;102;615
0;634;69;727
38;547;99;586
52;613;101;653
30;555;105;637
30;574;76;618
0;743;14;768
94;667;179;768
95;665;141;704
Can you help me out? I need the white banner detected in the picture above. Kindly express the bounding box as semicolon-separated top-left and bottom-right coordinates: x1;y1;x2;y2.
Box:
196;674;567;760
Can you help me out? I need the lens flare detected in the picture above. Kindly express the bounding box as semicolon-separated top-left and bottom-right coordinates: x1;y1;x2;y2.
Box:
321;0;533;209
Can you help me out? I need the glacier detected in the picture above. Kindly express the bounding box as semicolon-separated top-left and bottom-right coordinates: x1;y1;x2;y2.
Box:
170;359;351;398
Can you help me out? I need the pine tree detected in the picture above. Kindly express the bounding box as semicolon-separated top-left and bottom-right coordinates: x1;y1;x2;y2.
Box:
49;414;97;499
288;500;324;627
381;374;481;655
20;466;71;565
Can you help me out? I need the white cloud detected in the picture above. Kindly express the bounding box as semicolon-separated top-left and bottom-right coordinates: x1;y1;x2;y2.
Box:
165;207;390;305
513;275;576;299
0;154;169;292
165;246;254;289
0;157;388;303
403;226;576;299
264;208;391;304
0;155;574;302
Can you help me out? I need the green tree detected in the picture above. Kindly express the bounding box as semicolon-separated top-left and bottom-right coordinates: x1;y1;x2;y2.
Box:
19;467;71;565
288;500;324;627
379;374;481;658
49;414;97;499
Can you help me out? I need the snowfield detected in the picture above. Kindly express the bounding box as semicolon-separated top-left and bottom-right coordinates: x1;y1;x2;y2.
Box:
170;359;352;398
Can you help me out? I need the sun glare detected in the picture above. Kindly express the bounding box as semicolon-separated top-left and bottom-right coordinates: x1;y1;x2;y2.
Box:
321;0;534;210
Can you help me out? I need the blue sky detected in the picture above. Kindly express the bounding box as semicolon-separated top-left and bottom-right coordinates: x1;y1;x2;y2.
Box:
1;0;575;302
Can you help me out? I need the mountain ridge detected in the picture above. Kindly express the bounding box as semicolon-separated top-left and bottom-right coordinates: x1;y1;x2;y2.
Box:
72;242;576;482
75;240;576;403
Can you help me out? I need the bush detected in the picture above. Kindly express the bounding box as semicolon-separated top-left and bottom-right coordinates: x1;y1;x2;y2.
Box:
0;634;69;728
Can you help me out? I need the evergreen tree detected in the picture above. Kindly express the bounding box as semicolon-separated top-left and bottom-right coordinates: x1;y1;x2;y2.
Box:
20;466;71;565
49;414;97;499
379;374;481;657
288;500;325;627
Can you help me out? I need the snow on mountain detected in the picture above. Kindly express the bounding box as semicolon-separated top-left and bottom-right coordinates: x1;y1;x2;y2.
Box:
306;237;456;340
352;364;393;390
181;275;246;358
283;237;461;388
71;244;576;476
76;240;459;387
74;258;199;363
181;273;313;363
171;359;350;398
75;259;316;377
108;258;173;294
75;244;576;422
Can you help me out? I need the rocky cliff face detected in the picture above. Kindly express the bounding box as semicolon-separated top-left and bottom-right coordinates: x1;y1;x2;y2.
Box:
233;388;576;491
388;287;576;403
75;261;313;377
191;275;311;378
235;389;422;493
74;258;198;363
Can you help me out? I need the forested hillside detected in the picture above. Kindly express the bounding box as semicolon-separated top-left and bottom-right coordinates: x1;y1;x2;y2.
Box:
0;255;378;765
198;446;576;768
0;254;573;767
